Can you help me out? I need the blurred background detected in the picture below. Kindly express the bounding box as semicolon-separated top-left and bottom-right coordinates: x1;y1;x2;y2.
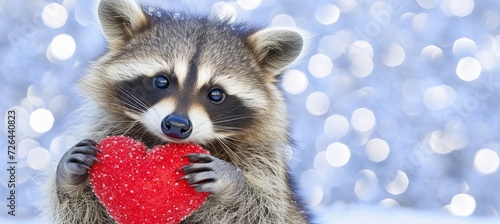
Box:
2;0;500;223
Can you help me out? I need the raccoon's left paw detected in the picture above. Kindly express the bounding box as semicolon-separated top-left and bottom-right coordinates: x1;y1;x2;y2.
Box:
180;154;246;200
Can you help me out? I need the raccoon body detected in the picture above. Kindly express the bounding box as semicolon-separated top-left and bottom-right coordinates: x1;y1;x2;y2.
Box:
40;0;309;223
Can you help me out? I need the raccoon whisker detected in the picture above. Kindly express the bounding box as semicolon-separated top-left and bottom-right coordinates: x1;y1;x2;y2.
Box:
114;85;150;107
220;136;250;145
211;116;256;124
93;73;149;111
210;105;250;120
138;128;151;142
114;87;151;111
101;99;145;114
213;127;245;132
210;114;257;123
216;138;243;166
121;120;141;136
85;95;116;116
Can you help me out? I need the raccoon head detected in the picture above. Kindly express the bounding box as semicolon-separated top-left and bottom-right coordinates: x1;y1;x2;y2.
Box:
81;0;306;145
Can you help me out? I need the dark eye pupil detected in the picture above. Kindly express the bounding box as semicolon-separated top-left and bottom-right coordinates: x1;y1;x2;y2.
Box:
154;76;169;89
209;89;224;102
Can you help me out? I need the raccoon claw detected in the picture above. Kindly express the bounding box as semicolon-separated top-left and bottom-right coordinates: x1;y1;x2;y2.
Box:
56;139;101;189
180;154;246;199
184;153;213;163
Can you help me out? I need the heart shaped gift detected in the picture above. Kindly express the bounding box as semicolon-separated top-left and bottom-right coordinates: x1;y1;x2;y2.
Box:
89;136;209;224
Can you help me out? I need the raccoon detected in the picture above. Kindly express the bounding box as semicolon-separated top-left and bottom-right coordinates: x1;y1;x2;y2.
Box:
40;0;309;223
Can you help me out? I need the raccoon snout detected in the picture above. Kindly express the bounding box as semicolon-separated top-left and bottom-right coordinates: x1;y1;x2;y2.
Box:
161;114;193;140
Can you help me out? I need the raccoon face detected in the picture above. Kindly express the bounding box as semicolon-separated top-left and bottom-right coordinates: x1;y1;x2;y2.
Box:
81;0;305;144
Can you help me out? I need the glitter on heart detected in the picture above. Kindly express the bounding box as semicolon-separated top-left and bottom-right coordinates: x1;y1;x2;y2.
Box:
89;136;209;224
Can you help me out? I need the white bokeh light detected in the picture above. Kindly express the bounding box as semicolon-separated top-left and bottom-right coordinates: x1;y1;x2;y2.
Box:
427;120;469;155
421;45;444;62
29;108;55;133
325;142;351;167
41;3;68;29
379;198;400;207
351;108;376;132
47;34;76;61
271;14;296;26
428;132;458;155
350;60;374;78
475;50;496;70
306;92;330;116
349;40;374;64
417;0;440;9
19;139;39;158
385;171;409;195
381;43;406;67
443;120;468;151
355;169;379;201
450;193;476;217
237;0;261;10
315;4;340;25
309;54;333;78
211;1;237;23
456;57;481;81
300;169;324;206
449;0;474;17
474;148;500;175
423;85;456;110
324;114;350;138
337;0;358;12
365;138;390;162
282;69;308;94
453;38;477;56
319;31;353;60
349;40;374;77
412;13;429;33
27;147;51;170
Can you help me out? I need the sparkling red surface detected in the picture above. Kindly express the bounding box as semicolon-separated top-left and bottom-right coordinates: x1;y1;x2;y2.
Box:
89;136;209;224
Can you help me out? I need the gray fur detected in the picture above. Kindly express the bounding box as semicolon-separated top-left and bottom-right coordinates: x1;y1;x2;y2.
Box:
40;0;309;223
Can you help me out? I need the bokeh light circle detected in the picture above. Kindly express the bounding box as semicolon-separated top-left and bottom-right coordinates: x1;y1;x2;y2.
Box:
47;34;76;61
456;57;481;81
306;92;330;116
474;148;500;175
41;3;68;29
282;69;308;94
29;108;54;133
325;142;351;167
365;138;390;162
351;108;376;132
450;193;476;217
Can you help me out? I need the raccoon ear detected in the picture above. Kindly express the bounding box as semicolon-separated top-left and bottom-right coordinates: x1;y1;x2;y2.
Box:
98;0;148;48
247;27;306;76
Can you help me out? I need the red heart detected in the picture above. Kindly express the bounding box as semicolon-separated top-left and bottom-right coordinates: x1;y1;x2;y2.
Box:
89;136;209;224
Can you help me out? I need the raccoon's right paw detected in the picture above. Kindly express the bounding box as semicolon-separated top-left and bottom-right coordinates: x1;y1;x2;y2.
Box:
56;139;101;189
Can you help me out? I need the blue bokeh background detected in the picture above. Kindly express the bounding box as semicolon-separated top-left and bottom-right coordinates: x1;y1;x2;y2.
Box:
2;0;500;223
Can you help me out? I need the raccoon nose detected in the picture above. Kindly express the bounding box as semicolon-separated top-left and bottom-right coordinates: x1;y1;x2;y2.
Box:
161;114;193;139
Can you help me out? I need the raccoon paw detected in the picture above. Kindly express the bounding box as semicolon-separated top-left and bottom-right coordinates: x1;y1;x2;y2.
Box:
180;153;246;200
56;139;101;190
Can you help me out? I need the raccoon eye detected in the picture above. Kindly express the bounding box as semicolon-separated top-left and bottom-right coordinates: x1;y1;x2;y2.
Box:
153;75;169;89
208;88;225;103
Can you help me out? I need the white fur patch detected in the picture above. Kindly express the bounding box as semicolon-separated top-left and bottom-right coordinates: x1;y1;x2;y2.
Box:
188;105;219;143
174;59;189;87
140;98;176;140
140;100;220;144
104;58;170;81
196;64;214;91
